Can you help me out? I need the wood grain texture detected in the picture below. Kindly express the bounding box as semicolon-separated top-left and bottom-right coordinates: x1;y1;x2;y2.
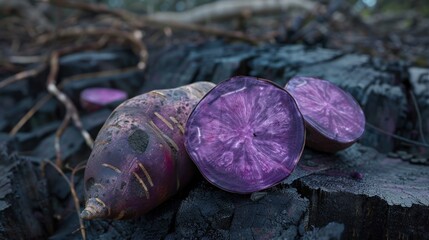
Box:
0;145;53;239
293;144;429;239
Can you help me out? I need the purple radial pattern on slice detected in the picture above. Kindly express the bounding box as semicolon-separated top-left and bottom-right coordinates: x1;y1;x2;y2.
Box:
286;77;365;152
185;76;305;194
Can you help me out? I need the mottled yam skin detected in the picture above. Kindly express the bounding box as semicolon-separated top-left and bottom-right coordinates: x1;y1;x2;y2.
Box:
286;77;365;152
82;82;215;220
185;76;306;194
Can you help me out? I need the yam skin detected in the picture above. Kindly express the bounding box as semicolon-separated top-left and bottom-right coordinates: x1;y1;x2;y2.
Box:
81;82;215;220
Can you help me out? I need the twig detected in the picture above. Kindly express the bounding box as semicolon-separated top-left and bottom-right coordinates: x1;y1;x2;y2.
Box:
61;66;140;85
146;0;316;23
55;112;71;168
144;19;260;45
0;64;46;89
48;0;260;44
9;55;46;64
7;32;144;136
43;160;86;240
9;94;52;136
366;122;429;148
10;67;140;136
409;90;427;144
70;162;87;238
47;43;109;150
38;27;148;69
65;161;86;173
365;10;419;26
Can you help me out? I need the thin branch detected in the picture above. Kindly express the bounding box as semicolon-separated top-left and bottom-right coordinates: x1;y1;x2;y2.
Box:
146;0;316;23
144;19;260;45
9;55;46;64
55;112;71;168
47;0;260;44
9;94;52;136
61;66;140;85
43;160;86;240
0;64;46;89
70;162;87;238
366;122;429;148
409;90;427;144
6;31;144;136
67;161;86;173
46;43;110;150
38;27;148;69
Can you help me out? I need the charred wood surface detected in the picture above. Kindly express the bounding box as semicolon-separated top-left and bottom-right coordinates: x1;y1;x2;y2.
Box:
0;146;53;239
293;144;429;240
1;41;428;239
172;182;309;239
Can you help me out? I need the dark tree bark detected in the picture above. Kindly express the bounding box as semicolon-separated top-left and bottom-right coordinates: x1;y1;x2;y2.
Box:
0;145;53;239
293;144;429;240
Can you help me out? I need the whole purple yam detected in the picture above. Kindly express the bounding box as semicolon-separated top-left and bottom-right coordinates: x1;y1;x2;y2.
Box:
81;82;215;220
185;76;305;194
285;76;365;152
80;87;128;111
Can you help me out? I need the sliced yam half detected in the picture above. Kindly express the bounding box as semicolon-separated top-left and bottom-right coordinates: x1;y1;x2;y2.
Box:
185;76;305;193
286;76;365;152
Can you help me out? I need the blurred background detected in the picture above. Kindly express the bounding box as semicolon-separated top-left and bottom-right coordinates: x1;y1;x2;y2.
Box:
1;0;429;66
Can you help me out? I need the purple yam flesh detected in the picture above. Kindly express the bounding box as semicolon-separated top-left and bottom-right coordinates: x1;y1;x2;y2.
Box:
80;87;128;111
285;76;365;152
185;76;305;194
81;82;215;220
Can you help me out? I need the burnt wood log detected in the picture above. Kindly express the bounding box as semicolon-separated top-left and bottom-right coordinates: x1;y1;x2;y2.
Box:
0;145;53;239
292;144;429;240
53;180;343;240
301;222;344;240
51;189;180;239
172;181;309;239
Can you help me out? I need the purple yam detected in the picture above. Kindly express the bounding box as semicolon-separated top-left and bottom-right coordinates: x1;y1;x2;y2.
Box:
285;76;365;152
81;82;215;220
80;87;128;111
185;76;305;194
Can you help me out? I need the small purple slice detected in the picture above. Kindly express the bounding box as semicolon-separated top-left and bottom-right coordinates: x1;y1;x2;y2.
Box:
80;87;128;111
185;76;305;193
285;76;365;152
